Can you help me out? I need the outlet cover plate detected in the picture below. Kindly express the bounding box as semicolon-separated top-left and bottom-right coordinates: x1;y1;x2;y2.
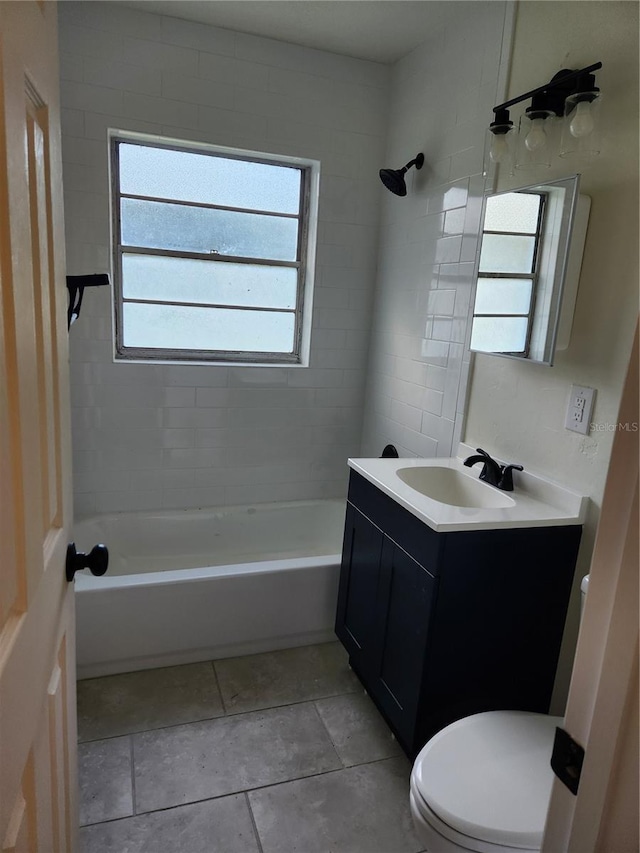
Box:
565;385;595;435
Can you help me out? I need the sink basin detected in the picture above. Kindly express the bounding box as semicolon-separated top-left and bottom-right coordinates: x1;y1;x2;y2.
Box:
396;466;516;509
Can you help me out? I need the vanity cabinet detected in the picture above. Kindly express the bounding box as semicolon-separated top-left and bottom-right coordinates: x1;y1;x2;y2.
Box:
335;471;582;757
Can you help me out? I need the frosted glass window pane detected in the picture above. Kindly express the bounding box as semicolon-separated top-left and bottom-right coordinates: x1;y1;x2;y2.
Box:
122;254;297;309
119;143;301;214
474;278;533;315
123;303;295;353
471;317;528;353
121;198;298;262
483;192;542;233
479;234;535;274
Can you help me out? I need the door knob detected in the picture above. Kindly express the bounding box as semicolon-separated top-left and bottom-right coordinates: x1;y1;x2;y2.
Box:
66;542;109;582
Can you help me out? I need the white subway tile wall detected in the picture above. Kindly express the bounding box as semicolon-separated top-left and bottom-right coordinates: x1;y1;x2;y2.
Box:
60;1;389;515
361;2;510;459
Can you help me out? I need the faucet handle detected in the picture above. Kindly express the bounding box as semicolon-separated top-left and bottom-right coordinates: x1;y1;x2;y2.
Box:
498;463;524;492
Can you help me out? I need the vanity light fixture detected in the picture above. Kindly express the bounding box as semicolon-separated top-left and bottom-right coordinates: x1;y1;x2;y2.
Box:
488;108;514;165
486;62;602;173
559;71;602;160
379;152;425;196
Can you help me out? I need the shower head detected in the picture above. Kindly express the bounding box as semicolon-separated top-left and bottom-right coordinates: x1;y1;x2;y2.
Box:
379;168;409;196
379;153;424;196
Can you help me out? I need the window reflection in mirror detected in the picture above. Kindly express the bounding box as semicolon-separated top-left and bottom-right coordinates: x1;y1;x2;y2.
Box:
471;175;581;366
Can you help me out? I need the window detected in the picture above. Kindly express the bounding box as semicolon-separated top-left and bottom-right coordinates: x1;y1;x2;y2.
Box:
110;133;318;364
470;190;545;356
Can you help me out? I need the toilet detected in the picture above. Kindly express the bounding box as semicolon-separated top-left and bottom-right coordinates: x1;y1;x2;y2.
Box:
410;576;590;852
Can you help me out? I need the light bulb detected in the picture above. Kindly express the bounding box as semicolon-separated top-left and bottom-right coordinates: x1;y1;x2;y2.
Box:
524;118;548;152
570;101;595;138
489;134;508;163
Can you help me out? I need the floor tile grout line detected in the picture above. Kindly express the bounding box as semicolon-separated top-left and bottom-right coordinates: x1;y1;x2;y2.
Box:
78;754;409;828
210;657;227;714
311;698;346;769
77;687;361;745
77;710;226;746
232;754;410;798
244;791;265;853
216;679;360;720
76;642;345;689
129;734;138;817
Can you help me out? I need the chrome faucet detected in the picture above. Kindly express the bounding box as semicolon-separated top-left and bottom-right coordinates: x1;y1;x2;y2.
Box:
463;448;523;491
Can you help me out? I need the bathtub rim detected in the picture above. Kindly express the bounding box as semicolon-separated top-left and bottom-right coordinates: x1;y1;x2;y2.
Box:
74;552;343;591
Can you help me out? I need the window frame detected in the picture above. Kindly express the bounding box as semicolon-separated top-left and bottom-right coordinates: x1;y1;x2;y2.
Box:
109;131;318;365
472;190;546;358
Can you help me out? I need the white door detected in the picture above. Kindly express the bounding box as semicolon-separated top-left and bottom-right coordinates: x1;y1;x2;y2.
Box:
542;322;639;852
0;3;78;851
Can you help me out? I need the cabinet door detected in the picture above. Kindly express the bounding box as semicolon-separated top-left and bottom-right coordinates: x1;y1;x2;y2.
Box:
335;504;384;677
374;540;436;749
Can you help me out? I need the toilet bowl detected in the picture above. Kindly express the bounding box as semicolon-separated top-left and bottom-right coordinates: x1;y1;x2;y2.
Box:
410;577;589;851
410;710;562;852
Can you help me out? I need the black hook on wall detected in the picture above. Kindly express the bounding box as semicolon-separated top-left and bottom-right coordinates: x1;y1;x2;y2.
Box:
66;274;110;330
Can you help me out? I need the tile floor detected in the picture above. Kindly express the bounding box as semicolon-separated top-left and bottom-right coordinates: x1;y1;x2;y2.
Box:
78;642;425;853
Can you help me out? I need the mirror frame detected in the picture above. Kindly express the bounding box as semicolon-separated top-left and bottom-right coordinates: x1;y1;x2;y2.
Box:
470;174;581;366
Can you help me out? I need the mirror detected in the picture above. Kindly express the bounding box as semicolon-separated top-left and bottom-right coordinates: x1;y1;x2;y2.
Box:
470;175;589;366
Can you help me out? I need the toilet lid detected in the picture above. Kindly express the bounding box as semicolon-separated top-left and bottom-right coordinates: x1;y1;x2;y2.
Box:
412;711;562;849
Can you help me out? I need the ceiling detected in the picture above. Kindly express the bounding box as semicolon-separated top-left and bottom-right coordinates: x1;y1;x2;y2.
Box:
119;1;470;64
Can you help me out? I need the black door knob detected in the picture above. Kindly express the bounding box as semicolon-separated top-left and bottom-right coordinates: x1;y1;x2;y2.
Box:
66;542;109;582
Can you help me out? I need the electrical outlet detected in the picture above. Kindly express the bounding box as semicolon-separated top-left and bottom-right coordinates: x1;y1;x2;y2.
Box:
565;385;596;435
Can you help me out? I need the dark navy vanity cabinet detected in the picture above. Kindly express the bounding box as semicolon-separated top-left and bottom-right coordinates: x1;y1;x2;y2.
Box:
335;471;582;757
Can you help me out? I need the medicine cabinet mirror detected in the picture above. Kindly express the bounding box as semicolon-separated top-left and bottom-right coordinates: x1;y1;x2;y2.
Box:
470;174;589;366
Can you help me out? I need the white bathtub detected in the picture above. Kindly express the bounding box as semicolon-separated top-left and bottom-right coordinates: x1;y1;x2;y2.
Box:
73;499;345;679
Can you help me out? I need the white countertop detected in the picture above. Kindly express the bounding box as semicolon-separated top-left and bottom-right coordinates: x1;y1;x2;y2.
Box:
348;445;588;533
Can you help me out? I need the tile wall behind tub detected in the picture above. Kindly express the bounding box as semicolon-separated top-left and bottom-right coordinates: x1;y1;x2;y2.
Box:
59;2;389;516
361;2;511;459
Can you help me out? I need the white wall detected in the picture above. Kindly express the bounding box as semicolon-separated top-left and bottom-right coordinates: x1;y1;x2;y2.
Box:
464;1;639;710
59;2;389;515
360;2;510;459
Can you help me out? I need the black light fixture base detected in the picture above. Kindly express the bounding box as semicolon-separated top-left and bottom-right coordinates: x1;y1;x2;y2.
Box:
490;61;602;120
414;152;425;170
543;70;580;116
